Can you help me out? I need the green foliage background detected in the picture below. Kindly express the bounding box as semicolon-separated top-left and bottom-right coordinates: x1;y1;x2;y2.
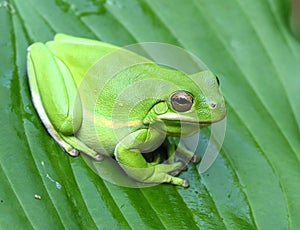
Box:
1;0;300;229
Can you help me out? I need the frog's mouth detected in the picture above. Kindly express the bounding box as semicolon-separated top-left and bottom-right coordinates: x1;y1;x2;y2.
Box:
157;112;225;124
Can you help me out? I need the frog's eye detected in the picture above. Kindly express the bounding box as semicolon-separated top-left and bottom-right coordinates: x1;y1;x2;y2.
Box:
170;91;193;112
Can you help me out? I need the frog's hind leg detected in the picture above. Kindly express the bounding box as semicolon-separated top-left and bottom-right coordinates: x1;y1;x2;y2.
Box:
27;43;101;160
28;43;82;134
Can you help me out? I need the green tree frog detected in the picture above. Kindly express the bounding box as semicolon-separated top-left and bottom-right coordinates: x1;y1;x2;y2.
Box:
27;34;226;187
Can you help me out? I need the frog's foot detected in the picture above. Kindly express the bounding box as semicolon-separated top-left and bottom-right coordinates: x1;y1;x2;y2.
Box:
147;162;189;187
176;143;201;164
62;136;104;161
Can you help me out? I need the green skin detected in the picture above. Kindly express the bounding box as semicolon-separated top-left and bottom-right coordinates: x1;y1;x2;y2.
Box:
27;34;226;187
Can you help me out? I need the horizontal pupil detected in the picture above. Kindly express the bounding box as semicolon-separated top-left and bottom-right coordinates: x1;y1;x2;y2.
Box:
176;97;188;104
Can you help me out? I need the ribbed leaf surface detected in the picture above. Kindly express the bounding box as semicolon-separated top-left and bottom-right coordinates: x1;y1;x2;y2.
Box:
1;0;300;229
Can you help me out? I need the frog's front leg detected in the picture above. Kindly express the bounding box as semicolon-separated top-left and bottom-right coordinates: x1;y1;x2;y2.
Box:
27;43;102;161
114;128;189;187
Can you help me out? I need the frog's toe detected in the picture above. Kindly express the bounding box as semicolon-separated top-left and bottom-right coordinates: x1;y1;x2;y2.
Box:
181;178;189;188
94;154;104;161
169;176;189;187
191;155;201;164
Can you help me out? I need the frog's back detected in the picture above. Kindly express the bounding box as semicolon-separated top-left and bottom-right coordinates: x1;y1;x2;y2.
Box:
46;34;119;86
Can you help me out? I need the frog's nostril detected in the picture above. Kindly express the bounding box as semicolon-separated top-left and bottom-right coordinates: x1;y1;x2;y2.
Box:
210;102;217;109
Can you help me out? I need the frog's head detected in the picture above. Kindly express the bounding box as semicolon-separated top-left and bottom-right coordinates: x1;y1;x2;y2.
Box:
143;68;226;136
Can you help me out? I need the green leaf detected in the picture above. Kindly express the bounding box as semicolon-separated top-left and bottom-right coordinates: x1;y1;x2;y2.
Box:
1;0;300;229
